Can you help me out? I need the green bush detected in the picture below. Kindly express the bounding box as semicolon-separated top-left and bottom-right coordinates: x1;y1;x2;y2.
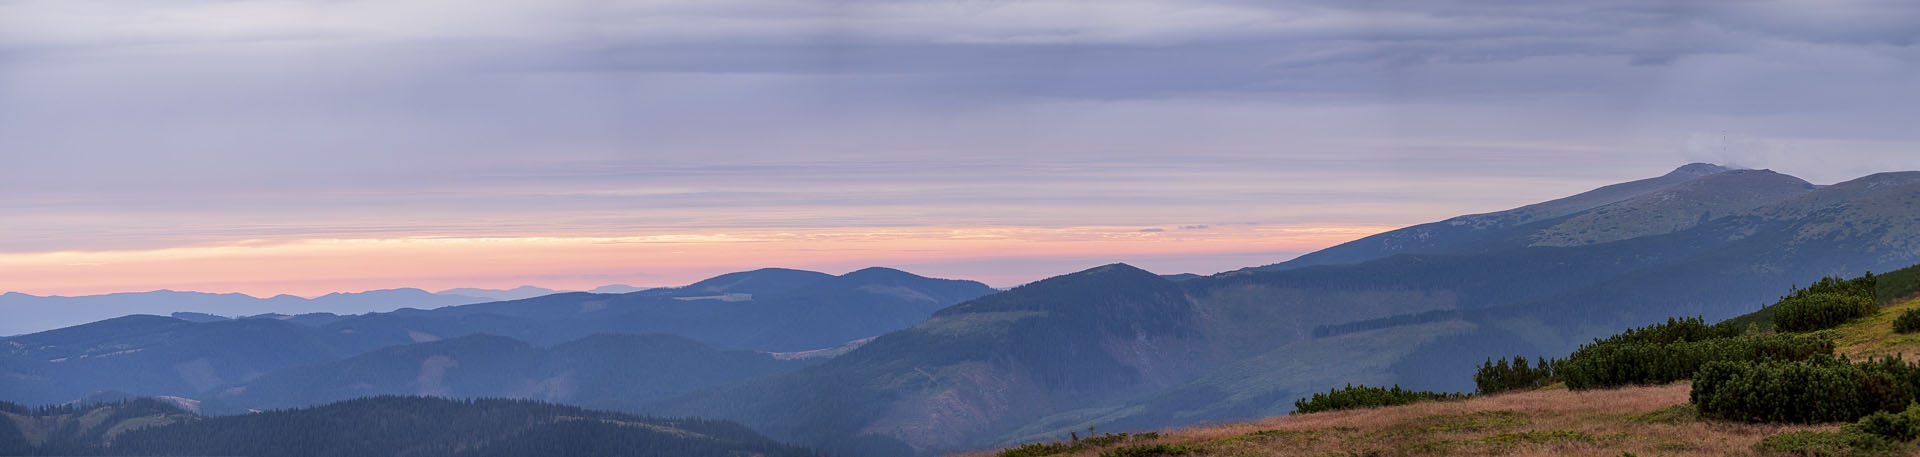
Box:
1854;410;1920;442
1559;333;1833;390
1878;265;1920;303
1796;274;1881;303
1895;309;1920;334
1774;293;1880;332
1691;358;1915;423
1474;356;1558;394
1598;317;1742;346
1753;430;1904;457
1291;384;1467;414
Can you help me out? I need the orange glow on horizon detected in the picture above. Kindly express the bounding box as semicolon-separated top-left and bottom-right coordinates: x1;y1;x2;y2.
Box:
0;224;1393;297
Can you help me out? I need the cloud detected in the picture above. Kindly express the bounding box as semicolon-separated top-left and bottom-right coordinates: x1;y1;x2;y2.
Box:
1139;228;1166;233
0;0;1917;292
1180;225;1210;230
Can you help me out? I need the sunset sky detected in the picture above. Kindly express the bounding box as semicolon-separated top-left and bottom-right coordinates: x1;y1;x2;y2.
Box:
3;0;1918;297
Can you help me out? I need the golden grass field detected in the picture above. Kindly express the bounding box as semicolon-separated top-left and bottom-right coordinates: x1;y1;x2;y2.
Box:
955;383;1843;457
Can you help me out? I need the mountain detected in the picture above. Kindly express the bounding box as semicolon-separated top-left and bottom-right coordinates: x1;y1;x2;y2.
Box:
0;315;350;407
434;286;564;301
645;268;838;300
1523;169;1817;247
1075;169;1920;429
654;264;1214;456
0;288;493;337
649;164;1920;456
1251;162;1743;271
588;284;647;294
205;333;808;414
0;396;817;457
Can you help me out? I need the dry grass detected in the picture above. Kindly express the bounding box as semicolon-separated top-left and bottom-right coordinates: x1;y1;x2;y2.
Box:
1835;296;1920;361
955;383;1838;457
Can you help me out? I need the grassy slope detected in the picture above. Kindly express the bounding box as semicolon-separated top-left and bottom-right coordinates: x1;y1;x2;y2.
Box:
1833;296;1920;361
956;384;1829;457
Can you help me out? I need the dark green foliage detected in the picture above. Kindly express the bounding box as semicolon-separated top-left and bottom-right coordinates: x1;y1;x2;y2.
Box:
1595;317;1742;346
1878;264;1920;303
1774;293;1880;332
1559;332;1833;390
0;398;196;455
1691;358;1920;423
1795;274;1881;303
1473;356;1557;394
1719;272;1887;333
1754;430;1905;457
1895;309;1920;334
2;396;815;457
1853;410;1920;442
1291;384;1467;414
1098;444;1200;457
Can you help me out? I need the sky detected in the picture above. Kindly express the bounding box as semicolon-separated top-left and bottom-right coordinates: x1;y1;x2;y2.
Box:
1;0;1918;297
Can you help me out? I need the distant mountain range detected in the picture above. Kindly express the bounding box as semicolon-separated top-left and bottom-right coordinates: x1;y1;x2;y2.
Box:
7;163;1920;457
0;283;648;336
0;267;994;407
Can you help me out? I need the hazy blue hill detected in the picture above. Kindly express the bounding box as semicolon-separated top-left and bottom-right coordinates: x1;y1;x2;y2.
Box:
253;312;350;327
0;288;492;337
166;312;230;323
334;266;994;351
0;316;348;408
0;396;817;457
207;334;539;411
654;264;1212;455
433;286;561;301
737;267;1002;350
208;332;806;414
1253;163;1733;271
588;284;646;294
643;267;837;299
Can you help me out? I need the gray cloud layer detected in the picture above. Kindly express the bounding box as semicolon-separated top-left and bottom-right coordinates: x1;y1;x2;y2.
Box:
1;0;1917;255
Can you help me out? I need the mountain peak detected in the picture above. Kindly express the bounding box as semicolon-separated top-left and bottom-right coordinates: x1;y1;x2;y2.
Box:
1666;162;1736;178
933;262;1175;317
839;266;920;280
